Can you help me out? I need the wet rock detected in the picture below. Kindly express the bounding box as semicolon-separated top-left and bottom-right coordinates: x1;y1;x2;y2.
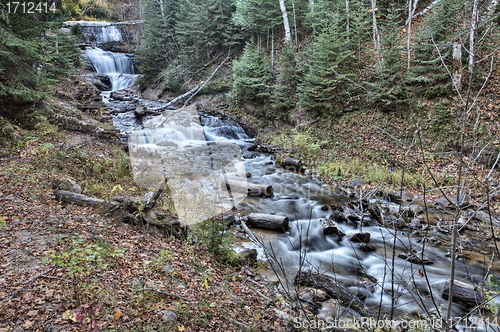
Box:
110;91;134;101
247;143;257;151
409;219;423;229
357;243;376;252
349;232;370;243
242;153;255;159
328;210;348;223
348;178;365;188
398;252;434;265
161;310;177;323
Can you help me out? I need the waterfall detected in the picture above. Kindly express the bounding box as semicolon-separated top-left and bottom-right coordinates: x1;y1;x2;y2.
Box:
67;21;137;91
84;48;137;91
67;21;123;44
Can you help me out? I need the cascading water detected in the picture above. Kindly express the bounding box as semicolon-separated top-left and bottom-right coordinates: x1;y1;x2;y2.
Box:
66;21;123;43
68;21;138;91
85;48;137;91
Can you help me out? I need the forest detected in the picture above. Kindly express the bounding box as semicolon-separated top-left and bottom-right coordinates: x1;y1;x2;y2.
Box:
1;0;500;331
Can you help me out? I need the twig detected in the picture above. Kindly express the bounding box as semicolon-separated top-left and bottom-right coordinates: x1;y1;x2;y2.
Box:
134;288;194;302
22;267;55;285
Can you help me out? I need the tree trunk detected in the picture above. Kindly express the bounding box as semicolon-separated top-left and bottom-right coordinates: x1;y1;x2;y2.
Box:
320;219;344;236
53;190;119;209
469;0;478;75
224;180;274;197
247;213;289;231
442;279;483;306
294;270;378;317
279;0;292;43
412;0;441;19
346;0;349;40
371;0;381;64
282;157;304;171
292;1;298;46
452;37;462;92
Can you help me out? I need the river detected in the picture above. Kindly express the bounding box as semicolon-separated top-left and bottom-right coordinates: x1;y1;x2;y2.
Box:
75;21;500;331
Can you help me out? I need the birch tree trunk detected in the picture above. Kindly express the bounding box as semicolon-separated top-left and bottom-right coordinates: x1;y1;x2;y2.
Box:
452;37;462;92
407;0;418;69
371;0;381;63
293;1;298;46
279;0;292;43
469;0;478;75
346;0;350;40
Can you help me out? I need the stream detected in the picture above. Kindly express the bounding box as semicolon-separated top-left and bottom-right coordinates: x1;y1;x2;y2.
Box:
75;21;500;331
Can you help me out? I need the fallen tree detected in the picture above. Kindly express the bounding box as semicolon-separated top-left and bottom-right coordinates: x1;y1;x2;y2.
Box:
52;188;189;239
224;180;274;197
294;270;378;317
247;213;289;231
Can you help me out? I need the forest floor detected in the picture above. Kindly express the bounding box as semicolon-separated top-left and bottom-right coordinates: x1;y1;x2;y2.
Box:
0;77;291;332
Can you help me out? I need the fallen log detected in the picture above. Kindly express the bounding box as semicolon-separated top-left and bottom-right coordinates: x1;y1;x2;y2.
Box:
442;279;483;306
282;157;304;171
53;189;189;239
320;219;344;237
224;180;274;197
294;270;377;317
50;114;121;139
247;213;289;231
53;190;118;209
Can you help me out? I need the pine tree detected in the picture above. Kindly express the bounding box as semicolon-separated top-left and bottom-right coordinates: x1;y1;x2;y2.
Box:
271;46;297;116
298;13;358;116
136;0;179;87
367;4;407;112
406;0;466;98
0;1;79;117
229;43;272;103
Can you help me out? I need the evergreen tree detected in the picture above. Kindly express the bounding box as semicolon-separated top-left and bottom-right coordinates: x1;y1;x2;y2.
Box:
229;43;272;103
367;5;407;112
232;0;281;38
271;46;297;116
0;1;79;119
298;13;358;116
136;0;179;87
406;0;466;98
176;0;242;64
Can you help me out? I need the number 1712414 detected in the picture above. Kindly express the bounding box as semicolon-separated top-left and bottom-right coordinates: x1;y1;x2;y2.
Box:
7;2;56;14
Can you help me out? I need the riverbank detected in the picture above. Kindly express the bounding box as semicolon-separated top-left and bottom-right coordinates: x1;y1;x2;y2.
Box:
0;76;291;332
